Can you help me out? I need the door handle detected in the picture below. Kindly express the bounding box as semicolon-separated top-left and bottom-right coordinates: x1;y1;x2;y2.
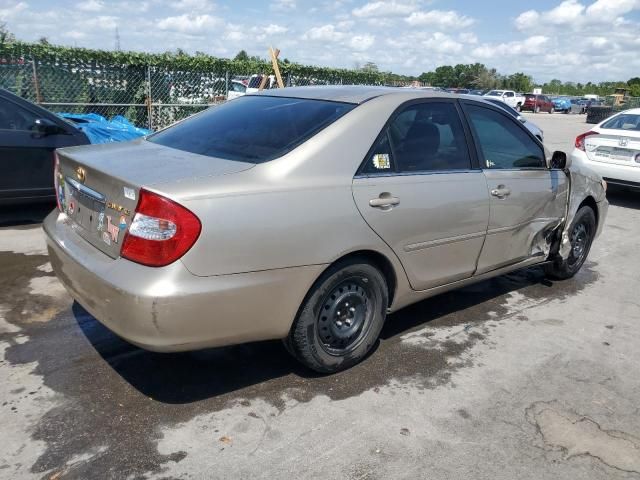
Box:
490;186;511;199
369;193;400;210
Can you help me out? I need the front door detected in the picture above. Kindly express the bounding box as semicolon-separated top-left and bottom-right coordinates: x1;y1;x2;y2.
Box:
352;100;490;291
461;102;569;274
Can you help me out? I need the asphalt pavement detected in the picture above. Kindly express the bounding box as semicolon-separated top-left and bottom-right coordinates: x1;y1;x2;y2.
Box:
1;112;639;480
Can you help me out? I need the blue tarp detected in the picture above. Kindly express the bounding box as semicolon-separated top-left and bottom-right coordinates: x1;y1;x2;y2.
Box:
58;113;151;144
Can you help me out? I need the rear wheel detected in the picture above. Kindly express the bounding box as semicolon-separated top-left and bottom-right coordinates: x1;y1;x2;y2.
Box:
515;104;522;112
549;107;555;114
285;259;388;373
535;106;541;113
545;206;596;280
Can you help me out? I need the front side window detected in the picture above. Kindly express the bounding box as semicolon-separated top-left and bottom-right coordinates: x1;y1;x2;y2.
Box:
465;104;545;169
0;99;39;131
149;96;355;163
362;102;471;174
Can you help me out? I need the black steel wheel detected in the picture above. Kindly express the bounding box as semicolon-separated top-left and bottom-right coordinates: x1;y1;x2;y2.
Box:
545;206;597;280
285;258;388;373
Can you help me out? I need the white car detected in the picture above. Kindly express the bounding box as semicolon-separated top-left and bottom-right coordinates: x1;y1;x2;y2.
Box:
571;108;640;189
227;80;248;100
483;90;525;111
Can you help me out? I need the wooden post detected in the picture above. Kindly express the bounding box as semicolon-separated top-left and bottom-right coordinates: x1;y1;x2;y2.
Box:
269;46;284;89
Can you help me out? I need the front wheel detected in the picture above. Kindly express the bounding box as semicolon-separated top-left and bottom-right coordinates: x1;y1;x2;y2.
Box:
549;107;555;114
285;259;388;373
545;206;596;280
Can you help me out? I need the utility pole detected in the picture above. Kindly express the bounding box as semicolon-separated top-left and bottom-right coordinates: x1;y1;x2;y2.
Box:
115;26;121;51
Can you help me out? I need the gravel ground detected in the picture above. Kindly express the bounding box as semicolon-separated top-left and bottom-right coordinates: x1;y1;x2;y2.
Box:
1;112;639;480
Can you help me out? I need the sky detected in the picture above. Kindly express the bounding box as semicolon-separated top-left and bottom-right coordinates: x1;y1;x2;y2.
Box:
1;0;639;83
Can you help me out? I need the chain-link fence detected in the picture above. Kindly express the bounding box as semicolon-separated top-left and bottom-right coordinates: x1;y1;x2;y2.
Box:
0;49;420;131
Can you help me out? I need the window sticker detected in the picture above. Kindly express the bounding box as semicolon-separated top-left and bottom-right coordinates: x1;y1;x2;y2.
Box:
373;153;391;169
123;187;136;200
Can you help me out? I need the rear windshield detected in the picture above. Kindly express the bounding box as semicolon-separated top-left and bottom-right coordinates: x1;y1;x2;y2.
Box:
601;114;640;131
148;95;355;163
525;94;537;100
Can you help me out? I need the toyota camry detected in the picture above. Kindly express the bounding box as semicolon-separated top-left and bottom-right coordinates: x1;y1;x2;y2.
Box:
44;86;608;373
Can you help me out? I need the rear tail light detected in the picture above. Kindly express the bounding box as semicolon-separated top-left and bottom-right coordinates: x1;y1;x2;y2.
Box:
54;152;62;212
121;189;201;267
575;131;599;151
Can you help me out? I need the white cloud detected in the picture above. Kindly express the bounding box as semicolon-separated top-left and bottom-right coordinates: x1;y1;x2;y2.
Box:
302;24;345;41
348;33;375;51
263;24;288;35
586;0;639;20
515;0;640;30
171;0;215;11
157;14;222;33
271;0;296;11
77;0;105;12
459;32;478;44
546;0;585;24
405;10;475;29
0;1;27;19
352;1;417;18
472;35;550;59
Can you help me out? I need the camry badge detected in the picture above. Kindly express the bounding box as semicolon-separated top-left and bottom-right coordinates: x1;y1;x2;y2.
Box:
76;166;86;183
619;137;628;147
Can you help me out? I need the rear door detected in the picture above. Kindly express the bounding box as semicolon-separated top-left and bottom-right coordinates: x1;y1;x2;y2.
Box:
461;101;568;273
352;99;490;291
0;94;86;202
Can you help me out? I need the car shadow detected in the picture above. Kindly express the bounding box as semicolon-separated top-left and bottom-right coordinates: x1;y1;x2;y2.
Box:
73;265;555;404
606;187;640;209
0;202;55;228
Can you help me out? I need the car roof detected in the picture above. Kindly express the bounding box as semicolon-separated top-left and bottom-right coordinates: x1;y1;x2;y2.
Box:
253;85;459;104
615;108;640;115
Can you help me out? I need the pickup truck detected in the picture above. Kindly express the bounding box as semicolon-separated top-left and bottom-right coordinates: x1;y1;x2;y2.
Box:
483;90;525;111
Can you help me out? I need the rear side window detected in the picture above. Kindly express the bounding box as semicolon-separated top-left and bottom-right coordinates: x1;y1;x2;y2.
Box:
149;96;355;163
601;114;640;131
362;102;471;174
465;104;545;169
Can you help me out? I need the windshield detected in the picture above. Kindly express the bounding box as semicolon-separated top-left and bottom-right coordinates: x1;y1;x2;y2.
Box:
149;95;355;163
601;114;640;131
486;90;502;96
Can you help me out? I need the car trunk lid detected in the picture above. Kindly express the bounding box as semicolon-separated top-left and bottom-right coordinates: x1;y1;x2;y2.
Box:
584;130;640;166
55;139;254;258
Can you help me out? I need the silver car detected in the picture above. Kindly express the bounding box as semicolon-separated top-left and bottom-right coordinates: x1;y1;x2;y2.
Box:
44;86;608;373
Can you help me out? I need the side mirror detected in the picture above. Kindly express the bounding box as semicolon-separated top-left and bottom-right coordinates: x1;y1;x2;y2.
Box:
550;150;570;169
517;115;526;123
33;118;66;136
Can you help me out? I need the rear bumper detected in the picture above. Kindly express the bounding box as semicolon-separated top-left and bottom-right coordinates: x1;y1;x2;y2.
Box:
571;150;640;186
43;210;324;352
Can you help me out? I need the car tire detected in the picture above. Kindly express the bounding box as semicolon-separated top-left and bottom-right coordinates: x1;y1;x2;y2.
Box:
516;104;522;112
545;206;596;280
535;106;540;113
285;258;388;373
549;107;555;114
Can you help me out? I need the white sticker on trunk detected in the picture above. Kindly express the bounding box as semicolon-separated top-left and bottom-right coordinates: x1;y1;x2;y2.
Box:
124;187;136;200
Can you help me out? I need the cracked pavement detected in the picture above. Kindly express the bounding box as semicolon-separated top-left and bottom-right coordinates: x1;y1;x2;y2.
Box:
1;113;639;479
